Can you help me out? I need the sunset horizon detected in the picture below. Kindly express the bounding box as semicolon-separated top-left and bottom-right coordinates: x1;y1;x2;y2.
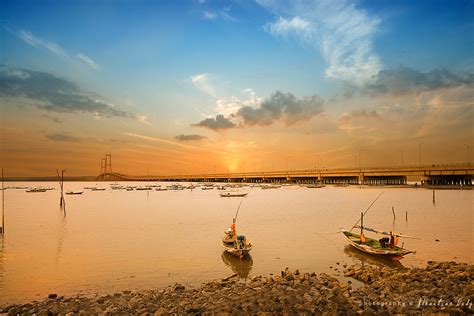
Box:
1;0;472;177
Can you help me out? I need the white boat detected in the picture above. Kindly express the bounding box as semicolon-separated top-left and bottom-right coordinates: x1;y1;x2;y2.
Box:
65;191;83;195
219;191;248;197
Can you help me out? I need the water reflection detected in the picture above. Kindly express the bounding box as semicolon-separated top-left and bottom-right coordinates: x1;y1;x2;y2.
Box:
343;245;404;269
221;252;253;278
0;237;4;289
55;209;68;266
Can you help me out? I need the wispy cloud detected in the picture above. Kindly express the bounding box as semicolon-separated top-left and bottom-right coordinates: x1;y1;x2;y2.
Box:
122;132;207;151
16;29;98;70
175;134;207;141
191;73;217;97
265;16;314;42
19;30;68;59
45;133;81;143
76;53;98;70
260;0;382;86
202;6;236;22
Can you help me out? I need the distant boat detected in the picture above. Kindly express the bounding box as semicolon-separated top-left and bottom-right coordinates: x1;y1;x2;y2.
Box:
201;187;214;190
306;184;325;188
217;185;226;190
219;191;248;197
65;191;83;195
91;188;106;191
222;202;252;258
261;185;281;189
136;187;152;191
155;187;168;191
26;188;47;193
341;192;417;260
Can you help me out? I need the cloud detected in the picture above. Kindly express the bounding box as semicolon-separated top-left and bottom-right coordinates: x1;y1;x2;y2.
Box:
260;0;382;86
191;73;217;97
236;90;324;126
215;89;262;116
338;109;381;124
41;114;63;123
364;66;474;95
15;29;98;69
0;66;146;121
202;6;236;22
193;114;236;131
265;16;314;42
19;30;68;59
175;134;207;141
76;53;99;70
45;133;81;142
122;132;209;151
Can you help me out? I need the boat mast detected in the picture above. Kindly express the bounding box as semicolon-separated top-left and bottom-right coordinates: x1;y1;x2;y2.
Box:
350;191;384;232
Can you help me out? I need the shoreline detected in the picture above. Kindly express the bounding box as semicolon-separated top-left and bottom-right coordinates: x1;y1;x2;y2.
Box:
2;261;472;314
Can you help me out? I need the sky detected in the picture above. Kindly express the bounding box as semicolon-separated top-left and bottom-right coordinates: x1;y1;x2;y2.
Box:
0;0;473;176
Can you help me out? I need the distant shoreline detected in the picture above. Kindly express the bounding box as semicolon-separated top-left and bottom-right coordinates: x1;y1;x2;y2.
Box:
1;178;472;190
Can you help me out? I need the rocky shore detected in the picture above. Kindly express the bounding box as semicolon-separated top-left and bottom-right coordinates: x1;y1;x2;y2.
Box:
3;261;473;315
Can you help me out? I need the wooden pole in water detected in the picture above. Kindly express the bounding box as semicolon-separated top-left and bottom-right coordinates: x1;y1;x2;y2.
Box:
392;206;396;220
1;168;4;235
432;190;435;204
405;211;408;222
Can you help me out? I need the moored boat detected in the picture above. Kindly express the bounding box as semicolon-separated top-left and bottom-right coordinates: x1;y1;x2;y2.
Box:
26;188;47;193
219;191;248;197
341;192;417;260
65;191;84;195
222;202;252;258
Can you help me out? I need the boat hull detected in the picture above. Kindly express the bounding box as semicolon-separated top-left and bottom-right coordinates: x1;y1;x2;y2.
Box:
341;230;414;260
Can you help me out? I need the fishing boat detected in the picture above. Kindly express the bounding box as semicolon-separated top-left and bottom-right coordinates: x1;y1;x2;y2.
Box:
65;191;83;195
201;186;214;190
341;192;417;260
91;187;106;191
26;188;47;193
222;202;252;258
219;191;248;197
155;187;168;191
306;184;325;188
136;187;152;191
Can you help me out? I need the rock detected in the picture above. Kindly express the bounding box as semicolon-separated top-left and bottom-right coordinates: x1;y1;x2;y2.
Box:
154;307;168;316
48;293;58;299
173;284;185;292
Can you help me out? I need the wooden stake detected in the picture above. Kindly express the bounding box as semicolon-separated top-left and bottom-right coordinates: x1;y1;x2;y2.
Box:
1;168;4;235
405;211;408;222
432;190;435;204
391;206;396;220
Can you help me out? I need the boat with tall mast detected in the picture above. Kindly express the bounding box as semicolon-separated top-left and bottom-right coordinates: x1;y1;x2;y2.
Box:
222;201;252;258
341;192;417;260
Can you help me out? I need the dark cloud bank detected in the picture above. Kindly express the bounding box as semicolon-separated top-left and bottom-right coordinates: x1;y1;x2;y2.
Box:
0;65;141;120
365;66;474;95
193;91;324;131
193;114;236;131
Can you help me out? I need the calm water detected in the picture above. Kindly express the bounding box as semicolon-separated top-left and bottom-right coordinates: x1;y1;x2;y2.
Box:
0;182;472;304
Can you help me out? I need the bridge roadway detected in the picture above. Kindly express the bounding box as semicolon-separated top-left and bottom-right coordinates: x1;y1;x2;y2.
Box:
98;163;474;186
